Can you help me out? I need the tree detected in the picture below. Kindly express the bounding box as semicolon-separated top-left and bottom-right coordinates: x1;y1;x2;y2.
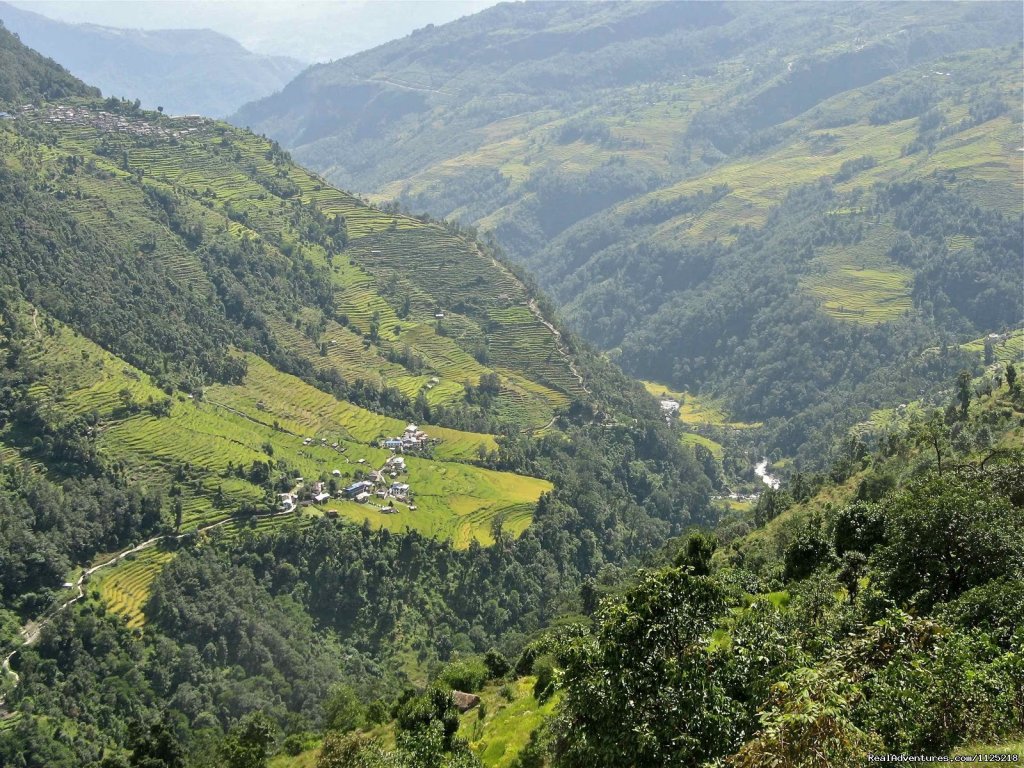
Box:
956;370;971;419
128;714;186;768
1007;362;1018;393
913;410;949;475
873;472;1024;611
832;501;885;556
754;488;790;527
484;648;511;679
674;531;717;576
396;685;462;753
221;712;276;768
323;684;365;734
579;577;599;615
837;551;867;600
783;519;834;581
317;732;387;768
555;567;741;766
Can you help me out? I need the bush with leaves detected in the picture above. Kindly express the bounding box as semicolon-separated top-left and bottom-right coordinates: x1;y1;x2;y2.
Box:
872;472;1024;611
729;665;882;768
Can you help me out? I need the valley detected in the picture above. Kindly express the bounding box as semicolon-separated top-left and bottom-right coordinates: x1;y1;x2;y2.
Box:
0;5;1020;768
235;2;1022;469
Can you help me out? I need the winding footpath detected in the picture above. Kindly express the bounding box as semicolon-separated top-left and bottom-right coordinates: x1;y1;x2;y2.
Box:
0;510;294;713
526;299;590;395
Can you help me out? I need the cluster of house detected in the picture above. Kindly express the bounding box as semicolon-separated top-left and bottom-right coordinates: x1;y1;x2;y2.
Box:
339;456;416;513
277;478;334;512
302;435;345;452
19;104;207;140
380;423;432;452
275;426;435;515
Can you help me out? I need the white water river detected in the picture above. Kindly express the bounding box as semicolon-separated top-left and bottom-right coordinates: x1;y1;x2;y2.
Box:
754;458;780;490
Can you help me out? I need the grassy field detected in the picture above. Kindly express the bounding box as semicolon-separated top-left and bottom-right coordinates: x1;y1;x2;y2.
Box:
951;738;1024;759
640;381;760;429
460;677;560;767
269;676;558;768
680;432;724;459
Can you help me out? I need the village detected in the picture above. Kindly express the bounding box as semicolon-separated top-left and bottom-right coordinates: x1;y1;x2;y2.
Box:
10;103;209;140
276;423;434;516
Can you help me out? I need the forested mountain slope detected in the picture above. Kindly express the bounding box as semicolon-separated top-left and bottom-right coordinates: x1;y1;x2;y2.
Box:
234;1;1023;465
0;30;716;766
275;367;1024;767
0;5;304;117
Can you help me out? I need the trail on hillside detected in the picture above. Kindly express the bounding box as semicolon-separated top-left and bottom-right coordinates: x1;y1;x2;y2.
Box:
0;510;294;711
526;299;590;395
362;75;456;96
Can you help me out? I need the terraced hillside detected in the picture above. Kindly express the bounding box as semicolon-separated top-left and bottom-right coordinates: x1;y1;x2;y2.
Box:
2;301;549;542
1;102;583;433
0;88;590;627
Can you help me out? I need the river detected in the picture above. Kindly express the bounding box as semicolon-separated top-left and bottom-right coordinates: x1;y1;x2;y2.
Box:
754;458;780;490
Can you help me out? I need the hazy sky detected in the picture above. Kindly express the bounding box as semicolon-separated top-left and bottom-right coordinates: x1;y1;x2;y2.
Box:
8;0;498;62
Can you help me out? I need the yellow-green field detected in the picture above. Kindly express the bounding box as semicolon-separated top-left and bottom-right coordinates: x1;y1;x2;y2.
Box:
960;328;1024;365
680;432;724;459
641;381;760;429
2;97;581;625
88;546;175;629
801;225;914;324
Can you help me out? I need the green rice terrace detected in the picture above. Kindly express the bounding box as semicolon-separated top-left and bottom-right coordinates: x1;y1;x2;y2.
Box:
0;103;582;432
3;304;551;535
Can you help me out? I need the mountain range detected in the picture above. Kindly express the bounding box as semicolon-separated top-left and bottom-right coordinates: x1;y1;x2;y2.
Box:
234;0;1023;463
0;1;304;117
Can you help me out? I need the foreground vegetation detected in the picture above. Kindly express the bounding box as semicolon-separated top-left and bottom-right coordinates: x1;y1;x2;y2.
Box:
246;371;1024;768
